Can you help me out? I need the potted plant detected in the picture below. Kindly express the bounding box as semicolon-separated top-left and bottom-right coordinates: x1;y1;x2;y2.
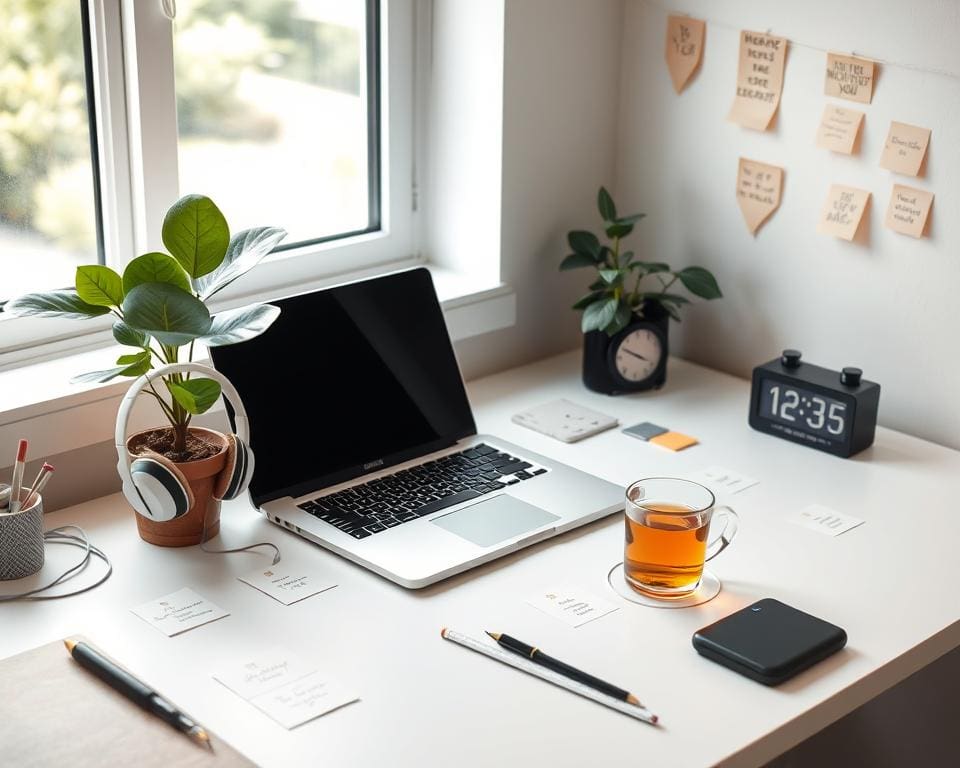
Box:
6;194;286;545
560;187;722;393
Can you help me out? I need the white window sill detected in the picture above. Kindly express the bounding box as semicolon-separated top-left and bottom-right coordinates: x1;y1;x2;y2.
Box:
0;263;516;460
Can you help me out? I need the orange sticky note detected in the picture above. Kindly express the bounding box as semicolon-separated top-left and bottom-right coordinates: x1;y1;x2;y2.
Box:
665;15;705;94
736;158;783;235
818;184;870;241
816;104;864;155
824;53;875;104
880;121;931;177
885;184;934;238
649;431;699;451
728;30;788;131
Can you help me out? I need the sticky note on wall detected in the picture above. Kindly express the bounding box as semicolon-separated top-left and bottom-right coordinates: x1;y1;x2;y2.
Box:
885;185;933;238
665;15;705;94
736;158;783;234
824;53;875;104
880;121;931;177
818;185;871;241
816;104;865;155
728;30;788;131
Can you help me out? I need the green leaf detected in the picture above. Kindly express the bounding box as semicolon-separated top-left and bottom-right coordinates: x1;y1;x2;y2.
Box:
193;226;287;299
123;252;192;295
598;268;624;285
76;265;124;307
597;187;617;222
653;293;691;305
630;261;670;273
121;282;212;346
70;351;151;384
607;301;633;336
166;378;222;415
588;279;606;291
677;266;723;299
572;291;604;310
567;230;601;259
581;297;618;333
200;303;281;347
620;250;635;265
113;320;150;348
559;252;596;271
616;212;645;226
161;194;230;278
605;222;634;239
661;302;682;322
3;290;110;319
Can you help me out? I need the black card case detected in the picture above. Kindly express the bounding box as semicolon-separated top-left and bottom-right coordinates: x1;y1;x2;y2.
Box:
692;598;847;685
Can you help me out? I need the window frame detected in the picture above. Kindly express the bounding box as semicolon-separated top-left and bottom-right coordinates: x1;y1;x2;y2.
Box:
0;0;416;366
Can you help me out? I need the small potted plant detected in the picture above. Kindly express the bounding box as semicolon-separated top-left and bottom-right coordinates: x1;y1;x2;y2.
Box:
6;194;286;545
560;187;722;393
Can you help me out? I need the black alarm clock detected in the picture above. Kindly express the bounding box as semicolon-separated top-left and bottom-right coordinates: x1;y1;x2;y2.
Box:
582;310;668;394
748;350;880;458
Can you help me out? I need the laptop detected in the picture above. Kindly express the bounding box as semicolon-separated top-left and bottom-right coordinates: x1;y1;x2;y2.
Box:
210;268;623;588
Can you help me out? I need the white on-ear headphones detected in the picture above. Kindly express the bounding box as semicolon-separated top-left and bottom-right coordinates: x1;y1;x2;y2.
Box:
115;363;254;522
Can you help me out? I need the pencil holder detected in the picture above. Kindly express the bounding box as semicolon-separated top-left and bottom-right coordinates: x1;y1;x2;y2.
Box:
0;493;44;580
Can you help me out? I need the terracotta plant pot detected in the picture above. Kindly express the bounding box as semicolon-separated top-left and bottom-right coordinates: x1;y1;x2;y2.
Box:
126;427;228;547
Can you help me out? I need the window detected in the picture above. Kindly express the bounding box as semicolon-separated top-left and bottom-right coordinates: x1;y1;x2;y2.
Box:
0;0;413;361
0;0;103;298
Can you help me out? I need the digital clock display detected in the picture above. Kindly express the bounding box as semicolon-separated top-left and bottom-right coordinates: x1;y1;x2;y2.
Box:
757;378;848;445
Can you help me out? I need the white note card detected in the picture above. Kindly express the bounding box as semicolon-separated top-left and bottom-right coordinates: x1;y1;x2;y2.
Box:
686;466;759;495
213;646;358;729
526;585;620;628
788;505;864;537
131;588;230;637
238;565;337;605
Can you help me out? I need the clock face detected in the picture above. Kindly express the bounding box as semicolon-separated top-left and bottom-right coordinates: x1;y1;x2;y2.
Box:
613;327;663;382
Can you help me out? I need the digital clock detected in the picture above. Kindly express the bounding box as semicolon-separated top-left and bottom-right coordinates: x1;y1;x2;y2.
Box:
749;349;880;458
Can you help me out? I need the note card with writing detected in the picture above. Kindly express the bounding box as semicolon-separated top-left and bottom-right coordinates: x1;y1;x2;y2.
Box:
238;564;337;606
213;646;359;729
131;588;229;637
665;15;705;94
818;185;870;241
685;466;759;496
816;104;865;155
526;585;620;628
824;53;875;103
728;30;787;131
885;185;934;238
787;505;864;537
880;121;931;177
736;158;783;234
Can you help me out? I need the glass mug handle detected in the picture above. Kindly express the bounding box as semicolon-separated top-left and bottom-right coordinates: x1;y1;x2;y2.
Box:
704;506;739;562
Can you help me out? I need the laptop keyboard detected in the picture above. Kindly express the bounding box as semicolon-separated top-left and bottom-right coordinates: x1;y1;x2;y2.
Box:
296;443;547;539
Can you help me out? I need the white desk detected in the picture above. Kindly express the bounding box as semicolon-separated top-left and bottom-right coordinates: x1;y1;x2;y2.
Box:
4;351;960;767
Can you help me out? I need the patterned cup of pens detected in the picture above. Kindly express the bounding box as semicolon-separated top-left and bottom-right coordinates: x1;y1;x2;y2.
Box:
0;491;44;581
624;478;738;598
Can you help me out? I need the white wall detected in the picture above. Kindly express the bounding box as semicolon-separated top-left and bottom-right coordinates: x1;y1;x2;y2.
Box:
616;0;960;448
455;0;625;380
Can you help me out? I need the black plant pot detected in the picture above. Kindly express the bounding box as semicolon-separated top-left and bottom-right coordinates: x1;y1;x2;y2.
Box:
581;301;670;395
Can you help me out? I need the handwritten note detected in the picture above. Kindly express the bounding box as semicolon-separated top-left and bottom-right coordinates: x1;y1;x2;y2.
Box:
736;158;783;234
880;121;931;176
131;588;230;637
788;505;864;537
526;585;620;628
885;184;934;238
816;104;865;154
665;15;705;94
238;564;337;605
213;646;359;729
685;466;759;496
818;185;870;241
728;30;787;131
824;53;875;103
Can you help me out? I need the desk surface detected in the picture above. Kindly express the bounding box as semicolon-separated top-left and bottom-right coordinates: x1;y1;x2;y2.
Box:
3;351;960;768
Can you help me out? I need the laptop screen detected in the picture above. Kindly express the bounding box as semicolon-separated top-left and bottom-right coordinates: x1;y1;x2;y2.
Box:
210;268;477;506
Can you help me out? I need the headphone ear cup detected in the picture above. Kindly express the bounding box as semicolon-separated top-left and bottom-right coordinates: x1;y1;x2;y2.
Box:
214;434;255;500
130;450;194;522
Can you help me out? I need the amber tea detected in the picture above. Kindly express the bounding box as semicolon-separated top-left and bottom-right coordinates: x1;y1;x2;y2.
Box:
625;502;709;593
623;479;739;599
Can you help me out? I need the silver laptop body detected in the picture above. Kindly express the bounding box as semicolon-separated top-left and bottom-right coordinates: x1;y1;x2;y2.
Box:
212;269;623;588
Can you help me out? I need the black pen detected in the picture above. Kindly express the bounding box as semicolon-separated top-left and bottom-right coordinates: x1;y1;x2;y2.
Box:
64;639;213;751
485;631;643;707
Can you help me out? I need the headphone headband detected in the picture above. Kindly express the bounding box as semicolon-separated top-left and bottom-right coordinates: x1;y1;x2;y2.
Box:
114;362;249;450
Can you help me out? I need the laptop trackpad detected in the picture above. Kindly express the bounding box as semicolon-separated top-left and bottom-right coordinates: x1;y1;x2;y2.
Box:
431;495;560;548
